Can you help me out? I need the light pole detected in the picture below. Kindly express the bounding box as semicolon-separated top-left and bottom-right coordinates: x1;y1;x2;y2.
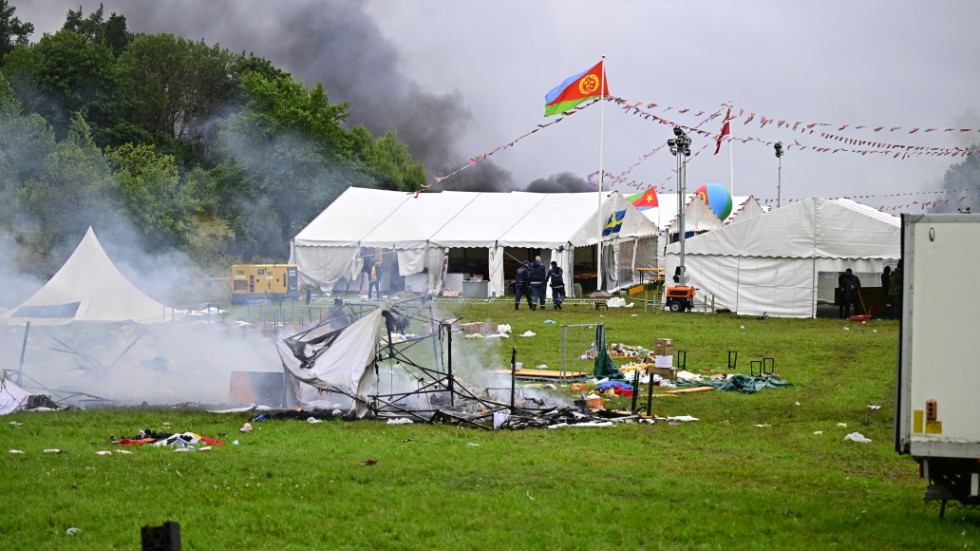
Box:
774;142;784;208
668;126;692;285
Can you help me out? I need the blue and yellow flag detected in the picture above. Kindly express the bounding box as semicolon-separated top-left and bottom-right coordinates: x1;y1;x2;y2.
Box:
602;210;626;237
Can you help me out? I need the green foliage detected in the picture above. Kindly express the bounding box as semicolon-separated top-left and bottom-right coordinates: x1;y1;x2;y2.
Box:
0;7;427;267
104;143;192;250
0;0;32;62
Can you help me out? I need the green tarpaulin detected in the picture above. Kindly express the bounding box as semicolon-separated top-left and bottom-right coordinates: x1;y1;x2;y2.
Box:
675;374;791;394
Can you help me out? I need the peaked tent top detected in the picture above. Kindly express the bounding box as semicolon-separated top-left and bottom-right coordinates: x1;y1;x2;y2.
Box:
6;227;181;325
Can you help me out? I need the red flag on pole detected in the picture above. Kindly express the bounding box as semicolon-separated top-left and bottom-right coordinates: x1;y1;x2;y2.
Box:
715;105;731;155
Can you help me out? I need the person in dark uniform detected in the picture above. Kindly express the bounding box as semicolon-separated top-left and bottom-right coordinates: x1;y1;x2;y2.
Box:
529;255;547;310
839;268;861;319
547;260;565;310
888;260;903;320
514;261;533;310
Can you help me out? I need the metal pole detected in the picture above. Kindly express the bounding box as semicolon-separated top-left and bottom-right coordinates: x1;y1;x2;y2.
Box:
17;321;30;385
446;323;454;407
777;155;782;208
510;347;517;412
630;368;639;412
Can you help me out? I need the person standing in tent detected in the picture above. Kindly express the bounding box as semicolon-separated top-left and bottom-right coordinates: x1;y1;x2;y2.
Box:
514;261;533;310
880;265;892;318
839;268;862;319
368;262;381;299
889;260;903;320
529;255;547;309
547;260;566;310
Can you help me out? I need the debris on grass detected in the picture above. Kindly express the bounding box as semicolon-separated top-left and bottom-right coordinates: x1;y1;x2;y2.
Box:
844;432;872;443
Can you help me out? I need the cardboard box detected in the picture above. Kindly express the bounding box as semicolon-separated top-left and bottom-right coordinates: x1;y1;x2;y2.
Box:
459;321;499;335
645;366;678;380
654;354;673;368
654;338;673;356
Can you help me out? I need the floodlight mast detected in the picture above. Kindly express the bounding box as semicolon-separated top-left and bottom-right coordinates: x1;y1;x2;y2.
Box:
670;127;691;285
774;142;784;208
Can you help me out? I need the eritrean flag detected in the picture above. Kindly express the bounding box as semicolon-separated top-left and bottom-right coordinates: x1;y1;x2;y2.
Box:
544;61;609;117
627;188;659;211
602;210;626;237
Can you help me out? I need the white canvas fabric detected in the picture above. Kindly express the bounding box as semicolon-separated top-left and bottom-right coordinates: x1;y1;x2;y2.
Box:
276;302;388;418
665;198;899;318
5;227;182;325
291;188;660;294
0;376;30;415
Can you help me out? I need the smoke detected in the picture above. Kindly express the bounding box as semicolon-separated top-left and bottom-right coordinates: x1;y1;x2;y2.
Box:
22;0;518;192
525;172;593;193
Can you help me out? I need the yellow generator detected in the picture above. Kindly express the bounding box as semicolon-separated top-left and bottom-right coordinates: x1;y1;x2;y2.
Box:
231;264;299;304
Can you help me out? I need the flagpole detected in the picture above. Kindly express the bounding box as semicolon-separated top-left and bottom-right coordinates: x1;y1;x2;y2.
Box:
596;55;605;293
728;101;735;196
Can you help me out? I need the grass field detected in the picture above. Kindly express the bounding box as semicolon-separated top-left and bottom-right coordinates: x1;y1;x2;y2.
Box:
3;302;979;550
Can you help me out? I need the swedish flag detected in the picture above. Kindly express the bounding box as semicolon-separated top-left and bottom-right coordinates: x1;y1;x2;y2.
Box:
602;210;626;237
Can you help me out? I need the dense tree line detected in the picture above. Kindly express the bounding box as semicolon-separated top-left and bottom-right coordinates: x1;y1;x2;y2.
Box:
0;3;425;274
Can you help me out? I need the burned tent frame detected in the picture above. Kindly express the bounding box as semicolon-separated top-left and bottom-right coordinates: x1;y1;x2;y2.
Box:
278;295;552;429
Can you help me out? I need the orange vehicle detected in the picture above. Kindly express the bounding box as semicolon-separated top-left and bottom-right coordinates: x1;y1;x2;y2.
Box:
665;285;695;312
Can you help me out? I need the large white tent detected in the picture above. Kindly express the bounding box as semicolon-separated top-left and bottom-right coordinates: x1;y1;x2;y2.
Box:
3;227;183;325
665;197;900;318
290;188;660;297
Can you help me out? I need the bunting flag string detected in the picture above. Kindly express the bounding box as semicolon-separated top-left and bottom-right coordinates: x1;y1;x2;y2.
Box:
617;96;979;136
425;97;600;188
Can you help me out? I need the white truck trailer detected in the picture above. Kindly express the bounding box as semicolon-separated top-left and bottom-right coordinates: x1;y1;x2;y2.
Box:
895;213;980;518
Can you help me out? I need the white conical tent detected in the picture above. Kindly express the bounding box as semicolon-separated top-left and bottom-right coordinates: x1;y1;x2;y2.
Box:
7;227;181;324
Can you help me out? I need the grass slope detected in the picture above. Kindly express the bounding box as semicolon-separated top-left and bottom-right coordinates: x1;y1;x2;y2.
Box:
2;303;978;550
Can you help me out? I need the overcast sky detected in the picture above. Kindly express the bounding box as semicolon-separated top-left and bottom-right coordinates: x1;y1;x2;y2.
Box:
17;0;980;210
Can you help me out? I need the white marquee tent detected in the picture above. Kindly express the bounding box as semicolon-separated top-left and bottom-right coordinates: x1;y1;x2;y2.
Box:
290;188;660;297
3;227;184;325
665;197;900;318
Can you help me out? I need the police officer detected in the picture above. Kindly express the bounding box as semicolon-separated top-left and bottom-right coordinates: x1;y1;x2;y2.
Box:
547;260;566;310
529;255;547;310
514;261;533;310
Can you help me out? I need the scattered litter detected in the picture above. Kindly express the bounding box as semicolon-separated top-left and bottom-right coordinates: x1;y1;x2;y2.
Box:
8;421;23;426
607;297;627;308
739;325;745;330
359;459;378;466
547;421;614;429
173;448;191;453
844;432;872;443
239;423;253;433
467;442;480;447
43;449;62;454
837;422;848;428
867;405;881;411
541;383;556;390
498;324;512;333
232;440;239;445
526;491;535;500
754;424;771;428
250;414;268;422
115;449;132;455
386;418;413;425
66;527;81;536
631;314;638;317
492;411;510;430
794;401;801;406
813;431;823;435
843;327;850;331
9;449;24;454
872;329;878;333
198;446;212;452
95;451;112;456
537;364;548;370
520;331;536;337
665;415;700;422
307;417;324;424
544;319;556;324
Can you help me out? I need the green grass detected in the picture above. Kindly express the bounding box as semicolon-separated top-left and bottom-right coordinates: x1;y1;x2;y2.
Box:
2;303;979;550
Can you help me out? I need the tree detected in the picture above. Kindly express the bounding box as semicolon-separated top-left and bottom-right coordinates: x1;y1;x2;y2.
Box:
17;113;113;265
105;143;193;250
114;34;237;157
63;4;132;57
936;145;980;213
0;74;55;233
1;30;115;139
0;0;32;63
351;125;426;192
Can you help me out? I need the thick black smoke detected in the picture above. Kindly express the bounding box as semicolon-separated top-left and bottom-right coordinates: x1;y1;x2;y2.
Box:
524;172;593;193
25;0;518;192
